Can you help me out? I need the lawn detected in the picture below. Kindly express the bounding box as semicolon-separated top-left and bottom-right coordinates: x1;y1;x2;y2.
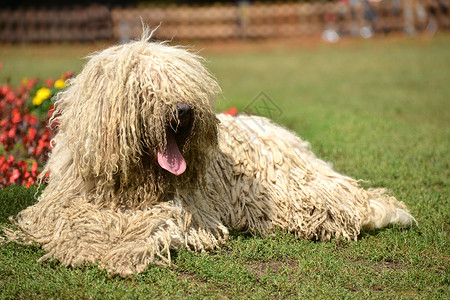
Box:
1;35;449;298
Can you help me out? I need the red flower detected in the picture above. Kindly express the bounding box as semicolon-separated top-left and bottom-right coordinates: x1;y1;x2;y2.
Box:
62;71;74;79
0;132;7;144
11;108;22;124
6;91;16;103
7;127;16;139
222;106;238;116
35;136;50;155
31;161;38;176
27;78;38;90
48;105;55;118
24;177;35;188
10;169;20;183
27;127;37;141
0;85;9;96
0;162;8;172
45;78;54;88
23;114;38;125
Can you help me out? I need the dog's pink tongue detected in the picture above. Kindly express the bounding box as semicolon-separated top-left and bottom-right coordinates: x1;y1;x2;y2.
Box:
157;131;186;175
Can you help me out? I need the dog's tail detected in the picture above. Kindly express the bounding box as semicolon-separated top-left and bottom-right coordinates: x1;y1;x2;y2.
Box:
363;189;417;230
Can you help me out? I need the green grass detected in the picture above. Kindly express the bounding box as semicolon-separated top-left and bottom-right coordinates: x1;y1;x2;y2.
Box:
1;35;449;298
0;42;112;85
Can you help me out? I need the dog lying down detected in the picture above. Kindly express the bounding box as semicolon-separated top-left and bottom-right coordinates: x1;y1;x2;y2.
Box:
4;30;416;276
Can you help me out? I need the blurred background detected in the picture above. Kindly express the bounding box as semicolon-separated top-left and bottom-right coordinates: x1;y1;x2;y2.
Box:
0;0;448;43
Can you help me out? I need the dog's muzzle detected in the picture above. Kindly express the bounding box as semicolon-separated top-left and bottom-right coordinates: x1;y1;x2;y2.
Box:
157;103;193;176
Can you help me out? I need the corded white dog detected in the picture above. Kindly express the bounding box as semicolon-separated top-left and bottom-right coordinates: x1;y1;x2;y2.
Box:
5;29;416;276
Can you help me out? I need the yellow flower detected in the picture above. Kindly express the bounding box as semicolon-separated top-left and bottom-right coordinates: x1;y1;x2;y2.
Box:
32;87;51;106
54;78;66;89
22;78;28;85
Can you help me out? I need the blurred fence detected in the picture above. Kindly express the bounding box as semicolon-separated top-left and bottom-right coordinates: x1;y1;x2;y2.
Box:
0;1;449;43
0;4;112;43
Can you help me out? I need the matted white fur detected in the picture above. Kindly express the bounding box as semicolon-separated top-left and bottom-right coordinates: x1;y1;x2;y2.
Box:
3;31;416;276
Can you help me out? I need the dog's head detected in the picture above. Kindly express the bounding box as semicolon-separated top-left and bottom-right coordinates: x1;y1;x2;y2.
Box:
52;32;220;207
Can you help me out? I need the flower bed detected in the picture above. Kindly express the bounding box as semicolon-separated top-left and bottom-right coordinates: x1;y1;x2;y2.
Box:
0;63;72;188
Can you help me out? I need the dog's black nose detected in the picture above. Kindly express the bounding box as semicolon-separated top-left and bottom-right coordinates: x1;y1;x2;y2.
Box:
177;103;191;121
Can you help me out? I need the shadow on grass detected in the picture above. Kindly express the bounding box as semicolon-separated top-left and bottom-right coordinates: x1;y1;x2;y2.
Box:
359;223;420;240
